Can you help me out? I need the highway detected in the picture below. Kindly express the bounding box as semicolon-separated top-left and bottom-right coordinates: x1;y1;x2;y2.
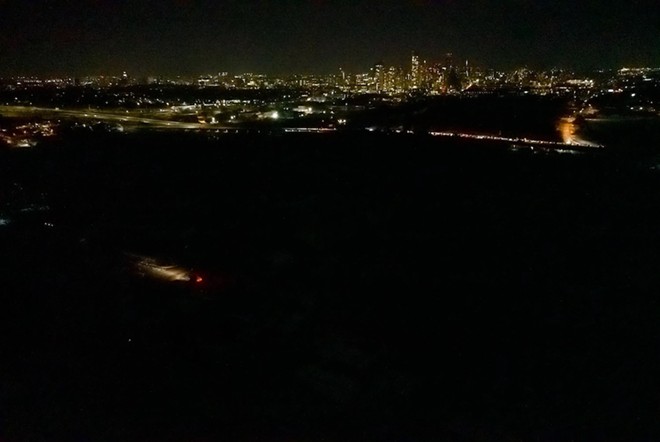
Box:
0;105;225;130
428;130;604;149
0;105;605;148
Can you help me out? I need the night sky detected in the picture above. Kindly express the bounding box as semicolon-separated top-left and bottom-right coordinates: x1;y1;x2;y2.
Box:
1;0;658;77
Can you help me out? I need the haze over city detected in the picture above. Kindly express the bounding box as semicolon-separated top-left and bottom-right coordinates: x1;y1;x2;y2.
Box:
1;0;659;76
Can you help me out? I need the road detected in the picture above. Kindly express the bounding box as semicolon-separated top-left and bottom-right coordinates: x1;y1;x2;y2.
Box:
0;105;225;130
429;129;604;149
0;105;605;148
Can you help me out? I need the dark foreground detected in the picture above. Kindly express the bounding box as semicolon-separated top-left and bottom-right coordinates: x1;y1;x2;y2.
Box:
1;132;660;441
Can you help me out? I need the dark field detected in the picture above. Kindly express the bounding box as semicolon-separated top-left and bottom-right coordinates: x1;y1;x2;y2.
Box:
1;132;660;441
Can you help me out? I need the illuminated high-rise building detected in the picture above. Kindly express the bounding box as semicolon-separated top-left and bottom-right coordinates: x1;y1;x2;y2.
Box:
385;66;397;92
411;51;420;89
120;71;130;86
420;58;429;89
373;61;385;92
337;68;347;89
429;63;445;94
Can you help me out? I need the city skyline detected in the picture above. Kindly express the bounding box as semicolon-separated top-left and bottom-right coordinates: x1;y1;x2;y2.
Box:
2;55;658;82
1;0;659;77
